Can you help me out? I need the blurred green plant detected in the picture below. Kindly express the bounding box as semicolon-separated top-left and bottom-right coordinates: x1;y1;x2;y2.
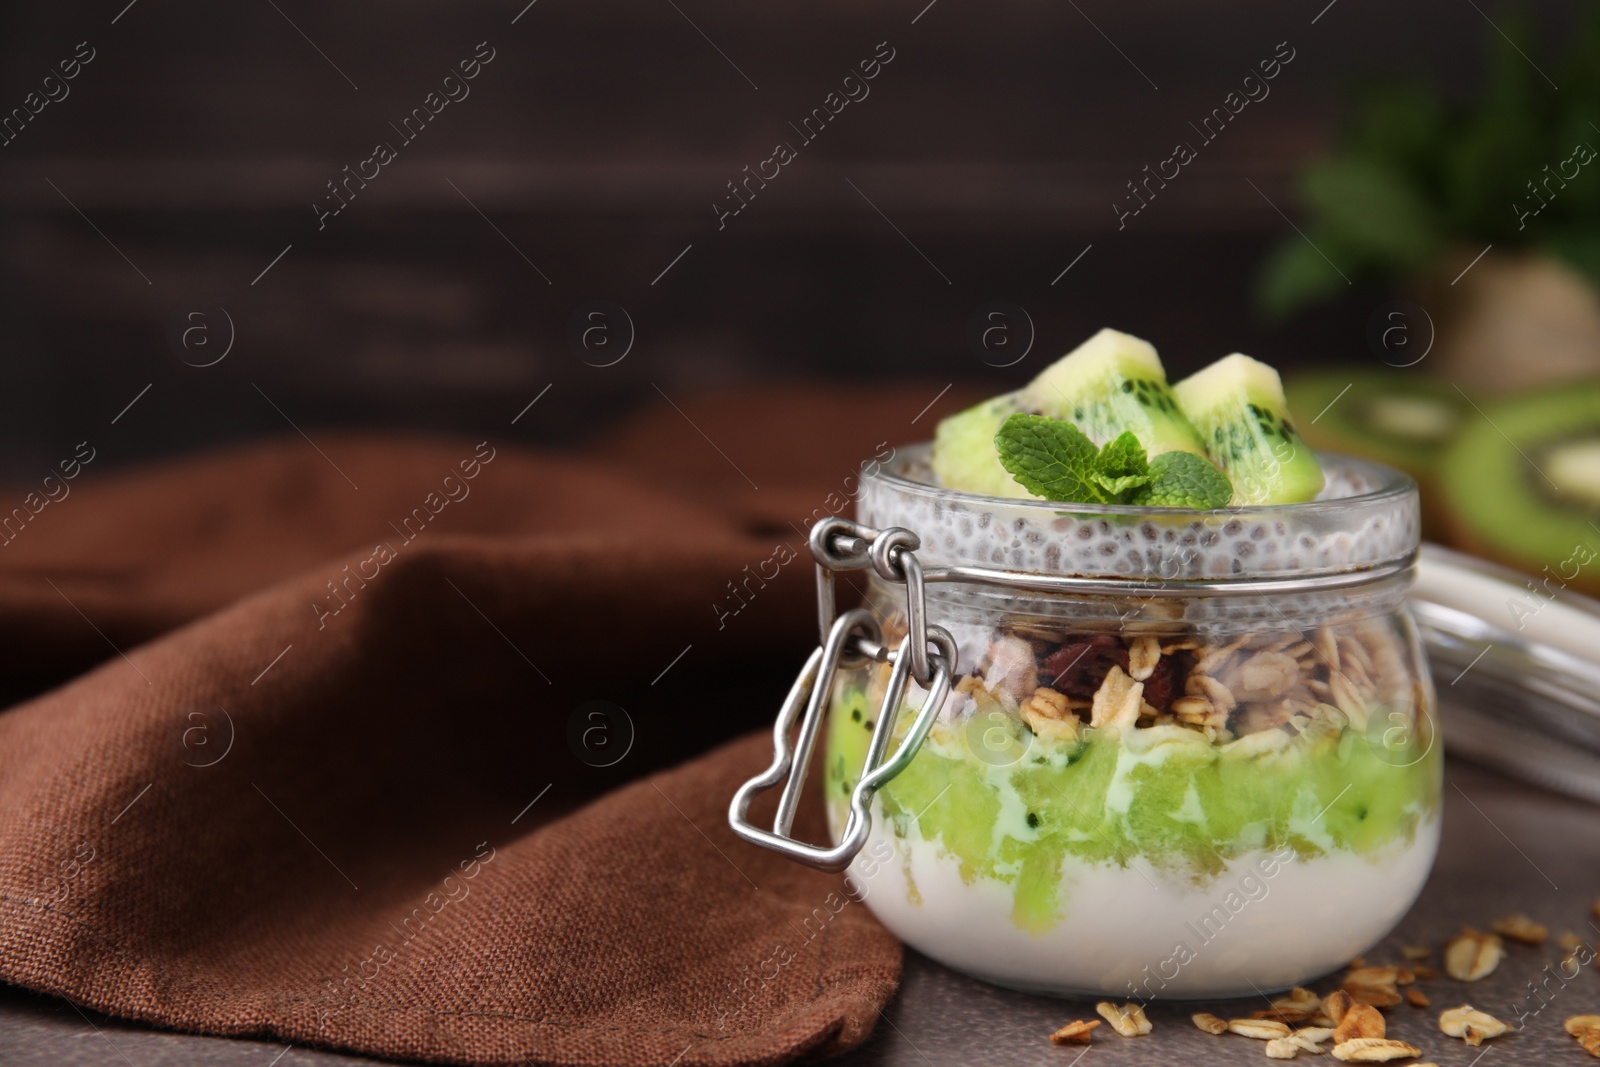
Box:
1257;9;1600;318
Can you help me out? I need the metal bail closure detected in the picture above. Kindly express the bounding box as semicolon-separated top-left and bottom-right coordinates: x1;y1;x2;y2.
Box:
728;607;955;873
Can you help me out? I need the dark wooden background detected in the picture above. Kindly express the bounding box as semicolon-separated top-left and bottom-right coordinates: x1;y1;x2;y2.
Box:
0;0;1583;480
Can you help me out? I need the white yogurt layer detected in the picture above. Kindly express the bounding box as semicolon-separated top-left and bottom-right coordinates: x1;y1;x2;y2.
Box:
847;813;1440;999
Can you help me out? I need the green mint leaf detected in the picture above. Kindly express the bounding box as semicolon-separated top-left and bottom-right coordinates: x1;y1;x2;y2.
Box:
994;414;1104;502
1089;432;1150;497
1095;431;1149;478
1131;451;1234;509
1090;470;1151;496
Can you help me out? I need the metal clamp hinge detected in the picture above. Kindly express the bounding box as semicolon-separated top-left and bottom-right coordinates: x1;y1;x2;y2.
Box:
728;522;956;872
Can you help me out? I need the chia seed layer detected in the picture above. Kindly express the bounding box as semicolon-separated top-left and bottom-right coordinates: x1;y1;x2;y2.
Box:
860;445;1415;580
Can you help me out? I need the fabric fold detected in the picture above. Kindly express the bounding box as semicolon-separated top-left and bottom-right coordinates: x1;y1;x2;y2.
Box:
0;398;975;1066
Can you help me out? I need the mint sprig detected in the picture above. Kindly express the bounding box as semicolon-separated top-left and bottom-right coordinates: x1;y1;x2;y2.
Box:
994;414;1233;509
1090;432;1149;496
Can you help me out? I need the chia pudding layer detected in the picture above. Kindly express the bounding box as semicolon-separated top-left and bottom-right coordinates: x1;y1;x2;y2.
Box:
859;444;1416;581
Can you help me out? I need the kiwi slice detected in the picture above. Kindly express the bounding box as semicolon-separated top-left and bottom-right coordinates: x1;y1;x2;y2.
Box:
930;392;1031;499
1019;328;1207;458
1286;370;1465;487
930;328;1205;498
1173;354;1324;505
1440;381;1600;595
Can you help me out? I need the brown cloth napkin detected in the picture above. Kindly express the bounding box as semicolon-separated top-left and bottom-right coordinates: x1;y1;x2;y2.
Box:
0;383;975;1066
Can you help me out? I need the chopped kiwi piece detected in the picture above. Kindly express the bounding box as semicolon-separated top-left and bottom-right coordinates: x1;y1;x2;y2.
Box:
930;392;1033;499
1174;354;1325;505
930;328;1204;498
1019;328;1207;459
1440;380;1600;594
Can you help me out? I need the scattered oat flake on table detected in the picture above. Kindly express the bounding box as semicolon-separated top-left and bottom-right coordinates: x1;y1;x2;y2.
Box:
1330;1037;1422;1062
1400;945;1432;961
1439;1004;1508;1045
1332;1003;1385;1044
1405;987;1429;1008
1345;986;1403;1008
1267;1027;1337;1059
1340;965;1403;1006
1191;1012;1228;1035
1048;1019;1099;1045
1273;986;1323;1011
1094;1000;1151;1037
1265;1036;1303;1059
1490;913;1549;944
1321;989;1353;1026
1566;1014;1600;1057
1443;928;1504;981
1343;965;1401;987
1228;1018;1291;1039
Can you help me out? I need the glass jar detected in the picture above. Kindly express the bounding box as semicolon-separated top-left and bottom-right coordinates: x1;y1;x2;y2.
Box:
732;443;1440;999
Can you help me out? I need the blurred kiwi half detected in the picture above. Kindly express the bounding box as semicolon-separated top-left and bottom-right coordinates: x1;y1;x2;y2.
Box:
1440;380;1600;596
1286;369;1467;537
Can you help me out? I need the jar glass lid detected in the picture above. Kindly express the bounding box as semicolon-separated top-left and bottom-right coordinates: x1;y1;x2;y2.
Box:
1410;544;1600;803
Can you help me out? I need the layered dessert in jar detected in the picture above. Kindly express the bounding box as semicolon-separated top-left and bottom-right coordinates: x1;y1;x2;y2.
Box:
821;330;1441;998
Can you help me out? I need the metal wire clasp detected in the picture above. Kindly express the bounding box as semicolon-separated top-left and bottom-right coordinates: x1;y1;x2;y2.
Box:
727;520;956;872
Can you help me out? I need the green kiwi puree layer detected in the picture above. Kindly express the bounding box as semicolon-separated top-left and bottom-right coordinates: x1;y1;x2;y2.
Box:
824;685;1441;933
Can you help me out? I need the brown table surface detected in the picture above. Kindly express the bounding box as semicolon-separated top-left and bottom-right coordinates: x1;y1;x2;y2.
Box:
2;759;1595;1066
